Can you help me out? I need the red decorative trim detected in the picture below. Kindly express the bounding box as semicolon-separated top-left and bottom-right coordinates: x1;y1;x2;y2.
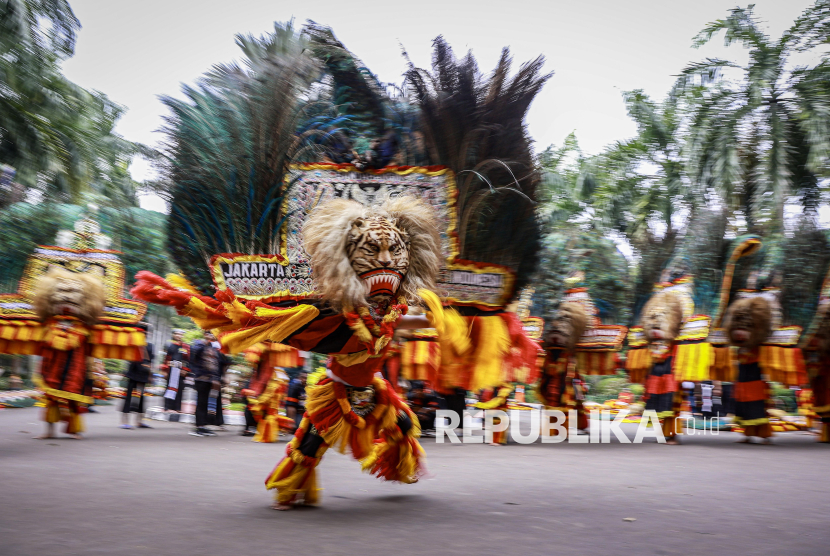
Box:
290;163;448;174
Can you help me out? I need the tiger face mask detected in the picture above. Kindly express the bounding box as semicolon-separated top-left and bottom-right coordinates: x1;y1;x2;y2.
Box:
345;215;410;300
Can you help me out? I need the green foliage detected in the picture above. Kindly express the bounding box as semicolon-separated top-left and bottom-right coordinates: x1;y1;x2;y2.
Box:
182;329;204;344
104;359;126;375
722;223;830;329
0;203;169;292
0;0;79;61
170;313;199;333
535;133;634;323
769;383;797;413
537;3;830;326
0;202;80;291
586;374;629;403
0;0;154;207
104;207;170;286
522;386;540;405
533;231;632;324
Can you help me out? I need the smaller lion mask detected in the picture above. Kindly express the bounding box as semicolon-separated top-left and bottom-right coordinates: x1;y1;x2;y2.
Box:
33;266;106;326
724;297;771;350
640;291;684;344
543;302;588;352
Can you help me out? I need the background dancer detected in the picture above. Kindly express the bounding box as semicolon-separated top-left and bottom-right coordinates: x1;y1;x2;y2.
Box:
121;328;154;430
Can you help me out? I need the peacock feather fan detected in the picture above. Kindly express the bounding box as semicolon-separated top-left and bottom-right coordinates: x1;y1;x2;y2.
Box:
302;22;426;167
158;21;323;294
404;38;551;299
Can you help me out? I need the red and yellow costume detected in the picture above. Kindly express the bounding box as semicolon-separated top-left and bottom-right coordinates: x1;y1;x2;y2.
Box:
401;330;440;385
801;277;830;442
805;344;830;442
382;340;403;393
267;375;421;505
250;374;290;443
474;382;514;444
537;349;587;435
0;236;147;437
642;345;683;440
732;349;773;439
131;273;466;506
243;343;297;442
35;317;95;434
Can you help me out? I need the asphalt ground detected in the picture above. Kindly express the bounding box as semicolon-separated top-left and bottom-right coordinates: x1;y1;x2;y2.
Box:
1;401;828;556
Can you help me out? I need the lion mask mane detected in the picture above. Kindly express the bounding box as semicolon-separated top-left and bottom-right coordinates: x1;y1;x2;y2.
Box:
302;195;441;310
543;302;588;352
33;266;106;326
724;296;771;350
640;291;684;344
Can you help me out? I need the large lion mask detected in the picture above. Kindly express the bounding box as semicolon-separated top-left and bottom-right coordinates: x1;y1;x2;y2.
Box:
543;302;588;352
640;291;684;344
302;195;441;309
724;297;771;350
33;266;106;326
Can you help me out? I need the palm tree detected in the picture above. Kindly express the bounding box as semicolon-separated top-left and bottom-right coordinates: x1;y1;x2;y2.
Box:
535;134;636;323
677;2;830;233
538;131;594;228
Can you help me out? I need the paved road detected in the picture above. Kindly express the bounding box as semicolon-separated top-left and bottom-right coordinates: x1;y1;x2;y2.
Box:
1;402;828;556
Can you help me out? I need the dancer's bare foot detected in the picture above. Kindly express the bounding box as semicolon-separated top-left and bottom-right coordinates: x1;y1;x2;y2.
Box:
67;433;82;440
271;502;292;511
35;424;56;439
666;438;680;445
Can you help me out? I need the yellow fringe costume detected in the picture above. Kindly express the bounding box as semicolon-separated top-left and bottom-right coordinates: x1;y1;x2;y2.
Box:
250;375;291;443
474;382;514;444
265;375;423;506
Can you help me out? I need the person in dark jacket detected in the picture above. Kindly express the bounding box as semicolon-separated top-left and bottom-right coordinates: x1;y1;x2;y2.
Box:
162;329;190;413
407;381;442;434
284;371;307;432
121;327;154;429
208;340;232;430
189;331;222;437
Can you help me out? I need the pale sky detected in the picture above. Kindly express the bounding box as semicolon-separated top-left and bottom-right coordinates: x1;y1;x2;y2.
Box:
60;0;817;212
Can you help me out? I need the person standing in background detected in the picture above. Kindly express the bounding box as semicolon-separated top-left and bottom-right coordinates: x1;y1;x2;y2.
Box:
208;338;232;431
701;381;714;421
408;381;442;437
121;325;154;429
189;330;221;437
161;329;190;413
284;370;307;432
711;381;724;418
